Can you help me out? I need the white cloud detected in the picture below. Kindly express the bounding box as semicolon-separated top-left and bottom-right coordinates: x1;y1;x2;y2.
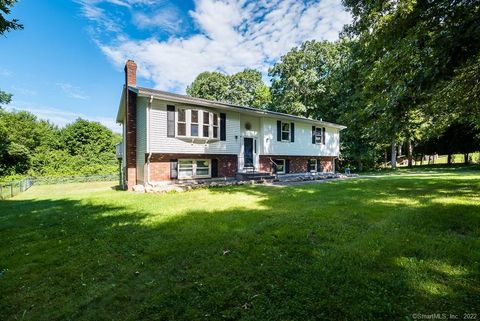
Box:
78;0;352;93
5;104;122;133
133;6;183;32
56;82;89;100
0;68;12;77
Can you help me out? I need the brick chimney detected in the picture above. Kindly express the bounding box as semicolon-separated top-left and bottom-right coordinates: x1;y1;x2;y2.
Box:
124;59;137;87
124;60;137;190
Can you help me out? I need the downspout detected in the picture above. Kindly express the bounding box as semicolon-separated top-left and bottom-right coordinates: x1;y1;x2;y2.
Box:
146;95;153;187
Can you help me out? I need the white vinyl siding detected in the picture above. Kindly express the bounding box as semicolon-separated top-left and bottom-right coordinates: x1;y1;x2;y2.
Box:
261;118;340;156
143;98;340;158
135;97;147;184
149;100;241;154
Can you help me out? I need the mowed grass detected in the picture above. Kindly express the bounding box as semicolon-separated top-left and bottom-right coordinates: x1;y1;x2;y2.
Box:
1;168;479;321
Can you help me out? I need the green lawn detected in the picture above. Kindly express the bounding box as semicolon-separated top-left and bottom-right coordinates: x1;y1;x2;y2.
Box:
1;168;479;320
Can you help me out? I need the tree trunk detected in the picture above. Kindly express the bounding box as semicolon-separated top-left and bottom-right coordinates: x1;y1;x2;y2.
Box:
384;149;388;168
464;153;469;164
420;154;423;165
358;160;363;172
391;142;397;169
447;154;452;165
407;140;413;168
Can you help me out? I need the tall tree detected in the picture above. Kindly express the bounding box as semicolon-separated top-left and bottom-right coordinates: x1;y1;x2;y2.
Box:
227;69;271;108
61;118;117;156
187;69;271;108
0;110;58;176
342;0;480;168
269;40;344;119
268;40;383;170
186;72;229;102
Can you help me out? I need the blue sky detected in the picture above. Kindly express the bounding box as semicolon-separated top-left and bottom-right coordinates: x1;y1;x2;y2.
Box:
0;0;351;133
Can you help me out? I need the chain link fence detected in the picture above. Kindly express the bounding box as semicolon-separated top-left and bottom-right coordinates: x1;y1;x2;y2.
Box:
0;174;119;200
0;178;34;200
32;173;118;185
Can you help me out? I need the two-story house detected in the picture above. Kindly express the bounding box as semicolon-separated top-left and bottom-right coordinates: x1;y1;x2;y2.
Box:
117;60;346;190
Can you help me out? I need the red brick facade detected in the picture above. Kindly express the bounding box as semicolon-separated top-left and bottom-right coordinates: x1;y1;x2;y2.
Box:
148;153;238;182
143;154;334;183
259;155;334;173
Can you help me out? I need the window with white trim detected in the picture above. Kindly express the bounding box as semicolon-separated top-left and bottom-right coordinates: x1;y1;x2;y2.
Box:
276;159;285;174
213;113;219;139
191;110;199;137
177;108;187;136
178;159;211;179
176;108;220;139
281;122;290;141
314;127;323;144
203;111;209;137
308;159;317;172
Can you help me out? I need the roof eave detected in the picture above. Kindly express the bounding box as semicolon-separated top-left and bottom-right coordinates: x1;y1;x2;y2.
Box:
116;86;126;123
136;88;347;129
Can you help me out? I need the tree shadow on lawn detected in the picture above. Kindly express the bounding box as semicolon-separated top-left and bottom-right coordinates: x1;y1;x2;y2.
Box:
0;178;479;321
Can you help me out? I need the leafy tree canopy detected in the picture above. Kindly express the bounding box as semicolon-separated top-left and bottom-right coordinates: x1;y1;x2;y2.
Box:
0;111;120;178
0;0;22;35
186;71;229;102
187;69;271;109
0;90;12;105
61;118;118;156
269;40;345;119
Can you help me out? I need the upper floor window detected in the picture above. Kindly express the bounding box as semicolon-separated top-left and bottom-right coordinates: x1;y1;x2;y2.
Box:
315;127;322;144
213;114;219;139
176;108;220;139
203;111;209;137
281;122;290;141
313;127;325;144
191;110;199;136
177;109;186;136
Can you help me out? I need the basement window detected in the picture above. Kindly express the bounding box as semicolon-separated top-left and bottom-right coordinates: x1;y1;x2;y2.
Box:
308;159;317;172
275;159;285;174
178;159;211;179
